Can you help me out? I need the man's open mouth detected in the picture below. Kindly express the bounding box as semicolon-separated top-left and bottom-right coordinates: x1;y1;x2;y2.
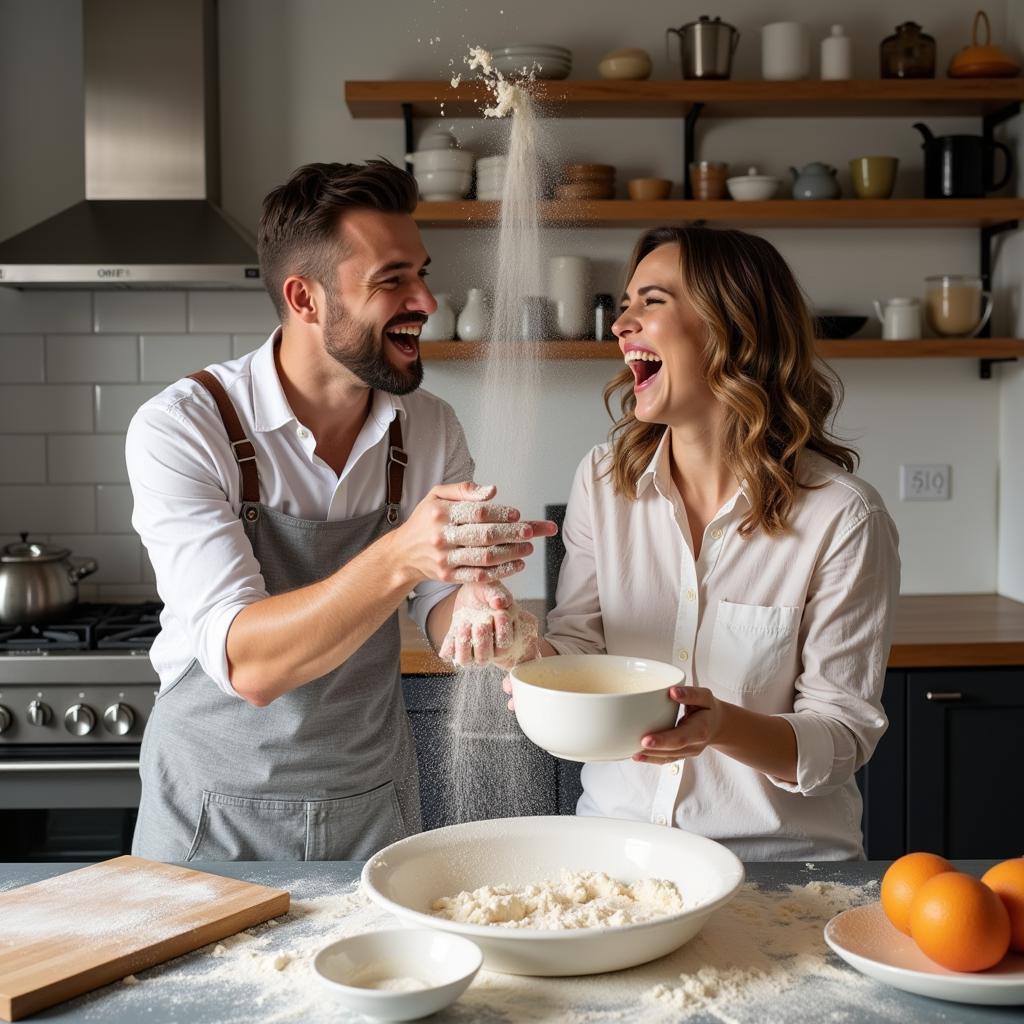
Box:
384;322;422;359
625;348;663;391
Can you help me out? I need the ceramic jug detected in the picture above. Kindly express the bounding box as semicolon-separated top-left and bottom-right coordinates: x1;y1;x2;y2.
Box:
912;122;1012;199
790;162;840;199
873;297;922;340
420;293;456;341
457;288;490;341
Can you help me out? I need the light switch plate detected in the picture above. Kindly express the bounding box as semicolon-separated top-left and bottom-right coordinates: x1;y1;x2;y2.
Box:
899;464;951;501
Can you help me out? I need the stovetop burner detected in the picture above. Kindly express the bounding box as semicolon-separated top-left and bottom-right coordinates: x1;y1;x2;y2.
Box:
0;603;162;653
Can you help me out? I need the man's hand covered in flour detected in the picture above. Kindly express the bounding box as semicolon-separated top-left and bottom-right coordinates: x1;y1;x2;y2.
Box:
395;481;557;585
439;581;540;669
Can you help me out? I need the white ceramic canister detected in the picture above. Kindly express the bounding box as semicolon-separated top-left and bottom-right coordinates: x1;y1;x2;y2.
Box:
420;293;456;341
820;25;852;80
457;288;490;341
548;256;592;339
762;22;810;81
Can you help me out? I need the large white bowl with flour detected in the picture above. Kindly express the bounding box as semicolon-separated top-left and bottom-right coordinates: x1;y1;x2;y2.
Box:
361;816;744;976
511;654;681;762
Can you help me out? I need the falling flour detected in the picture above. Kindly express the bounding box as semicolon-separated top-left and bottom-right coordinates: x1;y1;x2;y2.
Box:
431;869;685;929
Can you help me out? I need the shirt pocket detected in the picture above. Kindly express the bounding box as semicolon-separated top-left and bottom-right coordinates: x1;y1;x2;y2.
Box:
707;600;801;695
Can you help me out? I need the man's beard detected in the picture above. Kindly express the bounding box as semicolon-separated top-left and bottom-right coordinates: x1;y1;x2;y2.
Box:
323;290;423;396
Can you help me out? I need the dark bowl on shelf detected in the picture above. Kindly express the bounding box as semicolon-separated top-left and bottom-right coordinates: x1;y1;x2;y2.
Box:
814;315;868;340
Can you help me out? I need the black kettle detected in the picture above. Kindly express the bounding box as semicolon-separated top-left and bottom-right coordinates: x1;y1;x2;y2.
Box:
912;122;1012;198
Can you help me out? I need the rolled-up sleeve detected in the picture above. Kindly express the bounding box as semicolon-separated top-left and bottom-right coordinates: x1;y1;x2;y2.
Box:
406;399;475;633
545;455;607;656
126;398;267;696
770;508;900;795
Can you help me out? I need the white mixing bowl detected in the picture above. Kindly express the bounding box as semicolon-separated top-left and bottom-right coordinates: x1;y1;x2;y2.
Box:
414;168;472;201
511;653;681;761
362;815;745;976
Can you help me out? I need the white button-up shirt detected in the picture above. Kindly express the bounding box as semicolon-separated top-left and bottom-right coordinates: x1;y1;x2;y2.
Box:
546;434;900;861
126;331;471;695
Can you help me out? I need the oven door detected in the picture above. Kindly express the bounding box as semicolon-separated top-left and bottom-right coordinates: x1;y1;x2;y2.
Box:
0;744;141;861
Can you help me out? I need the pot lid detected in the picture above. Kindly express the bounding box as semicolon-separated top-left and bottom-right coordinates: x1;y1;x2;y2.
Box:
679;15;737;32
1;535;70;563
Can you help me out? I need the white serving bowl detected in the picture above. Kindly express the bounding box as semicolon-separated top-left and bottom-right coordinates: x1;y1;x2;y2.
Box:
491;54;571;79
406;148;475;174
313;928;482;1022
726;167;780;201
362;816;745;976
511;653;681;762
414;168;472;201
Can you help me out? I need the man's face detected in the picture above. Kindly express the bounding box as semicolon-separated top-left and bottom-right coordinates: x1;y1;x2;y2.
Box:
322;209;436;395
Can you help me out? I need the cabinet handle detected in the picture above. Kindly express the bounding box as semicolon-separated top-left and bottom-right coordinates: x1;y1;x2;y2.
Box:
925;691;963;702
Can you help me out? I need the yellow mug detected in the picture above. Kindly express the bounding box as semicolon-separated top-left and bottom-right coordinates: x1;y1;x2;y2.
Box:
849;156;898;199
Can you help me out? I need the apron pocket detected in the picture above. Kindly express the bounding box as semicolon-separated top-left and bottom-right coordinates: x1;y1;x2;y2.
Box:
308;781;409;861
186;791;308;862
707;600;800;695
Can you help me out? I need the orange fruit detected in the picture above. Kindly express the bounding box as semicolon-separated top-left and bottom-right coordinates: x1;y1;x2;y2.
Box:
982;858;1024;953
909;871;1011;972
880;852;954;935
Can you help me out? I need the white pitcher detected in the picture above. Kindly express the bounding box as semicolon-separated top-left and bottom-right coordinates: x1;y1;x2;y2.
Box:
420;293;456;341
873;297;921;340
457;288;490;341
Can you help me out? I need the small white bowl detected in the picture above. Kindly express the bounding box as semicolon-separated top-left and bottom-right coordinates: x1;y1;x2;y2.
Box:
313;928;482;1022
414;168;472;201
725;167;780;201
511;654;681;762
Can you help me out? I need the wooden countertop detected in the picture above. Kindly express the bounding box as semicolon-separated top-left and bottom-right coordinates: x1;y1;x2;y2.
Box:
400;594;1024;674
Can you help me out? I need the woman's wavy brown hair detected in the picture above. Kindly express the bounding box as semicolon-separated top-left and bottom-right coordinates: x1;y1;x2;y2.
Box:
603;226;857;536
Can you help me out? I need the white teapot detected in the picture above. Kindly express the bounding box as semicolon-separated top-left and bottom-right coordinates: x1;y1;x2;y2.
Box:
873;297;921;340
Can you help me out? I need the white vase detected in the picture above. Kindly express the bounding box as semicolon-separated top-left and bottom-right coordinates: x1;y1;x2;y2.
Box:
420;293;456;341
820;25;852;80
548;256;592;339
457;288;490;341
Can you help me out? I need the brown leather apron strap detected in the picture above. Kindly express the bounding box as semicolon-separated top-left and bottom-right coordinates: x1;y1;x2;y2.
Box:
187;370;261;504
385;417;407;525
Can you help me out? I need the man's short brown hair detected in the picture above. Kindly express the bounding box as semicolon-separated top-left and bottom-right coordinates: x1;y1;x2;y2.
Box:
257;160;418;320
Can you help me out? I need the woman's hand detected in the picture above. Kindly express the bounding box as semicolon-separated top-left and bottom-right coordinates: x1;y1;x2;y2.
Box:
438;582;538;669
633;685;725;765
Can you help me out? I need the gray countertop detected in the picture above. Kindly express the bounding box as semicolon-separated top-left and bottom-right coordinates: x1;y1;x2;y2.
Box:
3;860;1021;1023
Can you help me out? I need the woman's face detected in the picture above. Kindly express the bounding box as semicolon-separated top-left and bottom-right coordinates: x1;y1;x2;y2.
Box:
613;243;717;427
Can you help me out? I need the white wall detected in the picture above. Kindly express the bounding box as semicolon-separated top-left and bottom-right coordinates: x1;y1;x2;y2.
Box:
0;0;1018;599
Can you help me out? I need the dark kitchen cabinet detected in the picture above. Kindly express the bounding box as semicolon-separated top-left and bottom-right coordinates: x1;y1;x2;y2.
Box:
860;666;1024;860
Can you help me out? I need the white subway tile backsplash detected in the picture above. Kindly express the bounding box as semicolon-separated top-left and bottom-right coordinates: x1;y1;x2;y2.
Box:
50;533;142;584
0;436;46;483
188;290;276;334
0;336;45;381
95;384;164;432
0;385;93;432
93;291;186;333
97;484;134;532
0;486;96;533
48;435;128;483
140;334;231;382
46;334;139;383
0;289;92;333
232;333;267;359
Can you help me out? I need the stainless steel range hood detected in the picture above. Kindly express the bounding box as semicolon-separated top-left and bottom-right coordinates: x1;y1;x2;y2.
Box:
0;0;260;289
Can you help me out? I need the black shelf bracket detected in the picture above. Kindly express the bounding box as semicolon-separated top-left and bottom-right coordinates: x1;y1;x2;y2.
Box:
979;357;1016;380
978;219;1019;378
682;103;705;199
402;103;414;174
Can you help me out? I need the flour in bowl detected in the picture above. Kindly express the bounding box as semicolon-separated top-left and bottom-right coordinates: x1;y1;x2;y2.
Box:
431;869;684;929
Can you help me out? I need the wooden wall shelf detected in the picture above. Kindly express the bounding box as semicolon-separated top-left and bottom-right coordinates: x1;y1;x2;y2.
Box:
421;339;1024;361
414;198;1024;228
346;79;1024;119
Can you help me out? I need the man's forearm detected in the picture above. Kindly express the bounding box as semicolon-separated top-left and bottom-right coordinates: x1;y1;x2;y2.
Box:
226;529;418;705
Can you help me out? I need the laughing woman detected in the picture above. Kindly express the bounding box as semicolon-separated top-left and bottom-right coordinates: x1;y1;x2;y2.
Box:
527;226;899;861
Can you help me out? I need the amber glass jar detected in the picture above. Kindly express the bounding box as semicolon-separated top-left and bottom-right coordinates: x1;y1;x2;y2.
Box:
880;22;936;78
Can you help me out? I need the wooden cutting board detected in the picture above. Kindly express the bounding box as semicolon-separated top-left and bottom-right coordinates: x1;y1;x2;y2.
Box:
0;855;290;1021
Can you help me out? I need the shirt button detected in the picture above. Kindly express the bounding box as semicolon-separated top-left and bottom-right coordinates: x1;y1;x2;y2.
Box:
678;649;689;661
669;763;681;775
686;588;696;602
297;427;310;439
655;815;667;826
711;527;724;540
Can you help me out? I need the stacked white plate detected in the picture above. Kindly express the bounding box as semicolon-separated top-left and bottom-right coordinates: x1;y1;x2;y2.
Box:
476;154;507;201
491;44;572;80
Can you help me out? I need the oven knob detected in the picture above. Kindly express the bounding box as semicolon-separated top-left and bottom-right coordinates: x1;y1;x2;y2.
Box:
64;704;96;736
103;703;135;736
27;700;52;727
0;706;10;734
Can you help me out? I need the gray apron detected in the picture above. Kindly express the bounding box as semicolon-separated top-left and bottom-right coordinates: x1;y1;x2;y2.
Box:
133;370;421;861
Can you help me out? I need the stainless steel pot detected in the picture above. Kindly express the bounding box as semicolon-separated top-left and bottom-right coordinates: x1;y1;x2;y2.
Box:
667;15;740;80
0;534;98;624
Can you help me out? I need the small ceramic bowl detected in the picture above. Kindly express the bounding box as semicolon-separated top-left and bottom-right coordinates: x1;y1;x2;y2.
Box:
598;47;653;80
628;177;673;201
313;928;482;1022
511;654;681;761
725;167;780;201
414;168;472;201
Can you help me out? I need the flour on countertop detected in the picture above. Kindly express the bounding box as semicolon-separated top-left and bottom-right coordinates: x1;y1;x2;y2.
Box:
432;869;684;929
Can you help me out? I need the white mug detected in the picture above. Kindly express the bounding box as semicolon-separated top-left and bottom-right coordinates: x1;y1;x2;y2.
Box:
548;256;592;339
762;22;810;81
873;297;921;340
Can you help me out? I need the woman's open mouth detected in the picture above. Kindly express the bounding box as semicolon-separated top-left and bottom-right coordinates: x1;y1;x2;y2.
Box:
384;324;421;361
625;347;663;392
